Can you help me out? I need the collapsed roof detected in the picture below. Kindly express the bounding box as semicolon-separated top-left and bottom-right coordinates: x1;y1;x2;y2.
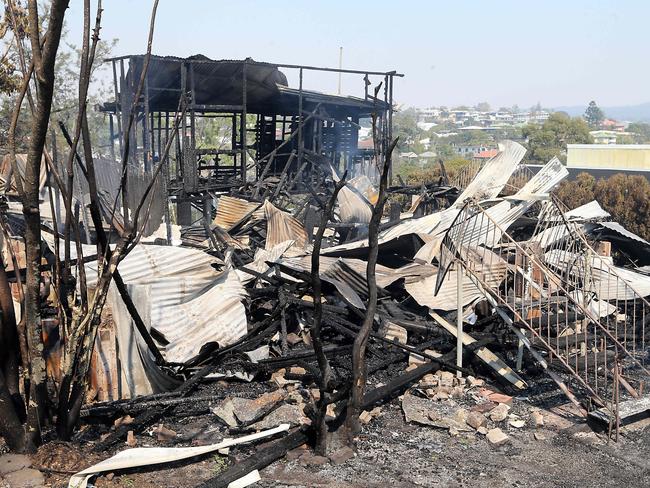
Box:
100;55;387;118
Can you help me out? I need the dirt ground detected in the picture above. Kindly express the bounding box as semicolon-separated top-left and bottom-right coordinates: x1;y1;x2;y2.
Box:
8;385;648;488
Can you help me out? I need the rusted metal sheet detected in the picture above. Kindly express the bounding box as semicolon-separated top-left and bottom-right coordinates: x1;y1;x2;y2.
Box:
214;195;261;231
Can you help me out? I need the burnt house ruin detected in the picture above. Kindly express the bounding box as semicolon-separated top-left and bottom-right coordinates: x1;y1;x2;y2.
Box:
99;54;400;227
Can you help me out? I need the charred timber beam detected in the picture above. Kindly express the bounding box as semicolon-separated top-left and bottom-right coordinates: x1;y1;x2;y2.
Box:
195;428;309;488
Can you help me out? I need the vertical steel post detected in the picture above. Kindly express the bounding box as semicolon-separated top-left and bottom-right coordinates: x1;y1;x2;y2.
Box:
143;73;150;172
298;68;304;179
111;60;123;156
241;59;248;183
456;261;464;376
108;114;116;162
388;74;394;183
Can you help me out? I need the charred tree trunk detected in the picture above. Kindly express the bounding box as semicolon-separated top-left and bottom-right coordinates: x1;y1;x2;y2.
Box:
55;0;161;440
345;138;398;438
310;174;347;455
22;0;69;452
0;254;25;421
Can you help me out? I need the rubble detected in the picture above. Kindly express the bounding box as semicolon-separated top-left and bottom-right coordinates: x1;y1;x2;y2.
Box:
466;411;487;430
488;404;510;423
531;410;545;428
5;91;650;483
0;0;645;485
486;428;510;446
328;446;356;465
59;133;649;483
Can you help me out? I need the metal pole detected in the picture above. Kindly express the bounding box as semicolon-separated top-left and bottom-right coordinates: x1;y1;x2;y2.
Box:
241;59;248;183
298;68;304;174
456;261;463;377
337;46;343;95
388;74;394;183
143;73;151;172
111;60;123;156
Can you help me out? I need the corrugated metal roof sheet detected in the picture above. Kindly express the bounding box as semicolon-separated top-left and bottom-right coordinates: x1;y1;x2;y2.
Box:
407;249;507;311
278;255;436;289
84;244;221;287
455;140;526;204
564;200;610;221
545;249;650;300
98;245;248;396
214;195;261;231
321;211;446;255
0;154;47;193
237;240;296;284
337;185;372;224
598;221;650;246
149;267;247;363
263;200;308;250
335;175;377;224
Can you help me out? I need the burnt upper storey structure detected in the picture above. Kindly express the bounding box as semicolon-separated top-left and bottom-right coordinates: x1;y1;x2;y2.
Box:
99;54;400;210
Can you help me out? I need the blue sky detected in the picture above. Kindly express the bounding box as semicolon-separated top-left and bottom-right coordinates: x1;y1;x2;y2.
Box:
64;0;649;109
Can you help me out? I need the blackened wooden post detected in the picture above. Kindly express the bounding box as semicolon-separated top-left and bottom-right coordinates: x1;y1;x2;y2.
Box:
297;68;303;180
388;74;394;183
143;72;150;172
111;60;123;155
241;59;248;183
108;114;116;161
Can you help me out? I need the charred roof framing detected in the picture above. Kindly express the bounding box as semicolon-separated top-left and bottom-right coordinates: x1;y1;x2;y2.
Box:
100;54;401;224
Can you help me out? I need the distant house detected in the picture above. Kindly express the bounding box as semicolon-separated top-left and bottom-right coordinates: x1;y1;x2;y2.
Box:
419;137;431;150
566;144;650;179
417;121;437;132
358;137;374;150
419;151;437;160
453;144;493;157
473;148;498;161
589;130;633;145
600;119;627;131
400;151;418;160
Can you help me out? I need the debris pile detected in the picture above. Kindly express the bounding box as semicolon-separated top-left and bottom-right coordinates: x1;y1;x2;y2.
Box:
6;140;650;485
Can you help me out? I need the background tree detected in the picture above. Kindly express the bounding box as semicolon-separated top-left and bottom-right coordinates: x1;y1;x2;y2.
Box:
522;112;592;164
391;107;418;150
475;101;490;112
626;122;650;143
584;100;605;128
0;5;117;158
555;172;650;240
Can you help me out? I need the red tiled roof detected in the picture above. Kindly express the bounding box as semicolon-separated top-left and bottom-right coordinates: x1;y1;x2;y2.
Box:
358;138;374;149
475;149;498;159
